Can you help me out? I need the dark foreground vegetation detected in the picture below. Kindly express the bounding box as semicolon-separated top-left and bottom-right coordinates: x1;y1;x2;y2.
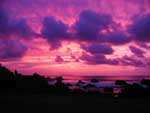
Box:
0;64;150;113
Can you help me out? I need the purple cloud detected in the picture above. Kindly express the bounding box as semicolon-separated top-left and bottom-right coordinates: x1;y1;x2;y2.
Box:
137;43;150;49
104;32;131;45
0;39;27;60
81;43;114;55
0;8;35;38
74;10;112;41
129;14;150;42
11;19;35;38
80;53;145;67
73;10;132;46
120;56;145;67
41;17;69;50
129;46;145;57
80;53;118;65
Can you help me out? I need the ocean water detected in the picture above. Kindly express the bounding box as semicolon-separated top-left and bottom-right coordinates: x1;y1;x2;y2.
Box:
62;75;150;83
50;75;150;87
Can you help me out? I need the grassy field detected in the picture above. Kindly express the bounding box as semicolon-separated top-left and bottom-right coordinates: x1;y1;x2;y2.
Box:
0;93;150;113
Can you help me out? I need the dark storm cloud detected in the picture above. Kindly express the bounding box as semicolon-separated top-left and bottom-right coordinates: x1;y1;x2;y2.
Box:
0;8;9;34
41;16;70;50
39;10;133;50
10;19;35;38
129;46;145;57
0;39;27;60
80;53;118;65
0;8;35;38
81;43;114;55
74;10;112;41
104;32;131;45
129;14;150;42
73;10;132;45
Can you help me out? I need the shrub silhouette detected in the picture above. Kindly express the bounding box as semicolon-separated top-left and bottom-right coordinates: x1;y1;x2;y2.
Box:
141;79;150;87
90;79;99;83
115;80;128;86
54;76;70;93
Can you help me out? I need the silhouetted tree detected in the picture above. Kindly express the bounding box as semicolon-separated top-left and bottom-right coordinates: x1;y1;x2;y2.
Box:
54;76;70;93
141;79;150;87
91;79;99;83
76;80;85;86
115;80;128;86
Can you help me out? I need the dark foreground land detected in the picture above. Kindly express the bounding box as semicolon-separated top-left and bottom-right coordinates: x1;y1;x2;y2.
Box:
1;93;150;113
1;64;150;113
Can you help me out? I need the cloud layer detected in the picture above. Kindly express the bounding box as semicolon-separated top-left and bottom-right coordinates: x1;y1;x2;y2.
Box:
0;0;149;75
0;39;27;60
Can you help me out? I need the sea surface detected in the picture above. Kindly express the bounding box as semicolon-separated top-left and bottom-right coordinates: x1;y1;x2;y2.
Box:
50;75;150;87
62;75;150;82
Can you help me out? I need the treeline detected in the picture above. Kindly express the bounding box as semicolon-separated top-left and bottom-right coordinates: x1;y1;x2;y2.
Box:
0;64;69;94
115;80;150;97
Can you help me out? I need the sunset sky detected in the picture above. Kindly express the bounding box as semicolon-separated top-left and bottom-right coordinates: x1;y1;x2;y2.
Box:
0;0;150;76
